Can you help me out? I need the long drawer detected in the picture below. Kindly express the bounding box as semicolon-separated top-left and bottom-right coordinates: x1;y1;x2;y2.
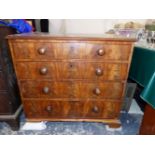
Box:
12;41;131;61
19;80;124;99
23;99;120;119
15;61;128;81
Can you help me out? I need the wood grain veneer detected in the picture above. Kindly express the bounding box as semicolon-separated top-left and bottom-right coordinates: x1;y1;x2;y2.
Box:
7;33;136;128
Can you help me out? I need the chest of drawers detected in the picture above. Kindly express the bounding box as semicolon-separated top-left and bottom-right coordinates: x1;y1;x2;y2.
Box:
7;33;136;128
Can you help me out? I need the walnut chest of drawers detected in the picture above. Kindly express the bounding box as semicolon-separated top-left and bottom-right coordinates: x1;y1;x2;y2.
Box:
7;33;136;128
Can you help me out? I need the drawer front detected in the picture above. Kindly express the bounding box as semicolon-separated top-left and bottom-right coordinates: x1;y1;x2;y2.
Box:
83;62;128;81
81;82;124;99
15;61;128;81
15;62;57;79
12;41;131;61
12;42;85;60
85;43;131;61
20;81;124;99
0;71;7;90
12;42;58;60
23;100;120;119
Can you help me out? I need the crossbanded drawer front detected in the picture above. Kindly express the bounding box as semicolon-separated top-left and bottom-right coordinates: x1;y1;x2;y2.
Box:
19;81;124;99
12;41;131;61
15;61;128;81
15;62;57;79
23;100;120;119
12;42;58;60
85;43;131;61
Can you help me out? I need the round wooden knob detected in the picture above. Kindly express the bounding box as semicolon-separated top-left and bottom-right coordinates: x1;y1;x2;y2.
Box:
46;105;52;112
38;47;46;55
95;68;103;76
94;88;101;95
97;49;105;56
92;106;99;113
40;67;48;75
43;86;50;94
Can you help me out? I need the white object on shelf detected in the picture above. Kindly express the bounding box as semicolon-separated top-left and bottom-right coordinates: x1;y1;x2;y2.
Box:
21;122;47;130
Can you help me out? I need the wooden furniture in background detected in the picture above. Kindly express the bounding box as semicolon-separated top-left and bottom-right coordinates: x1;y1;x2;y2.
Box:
7;33;135;128
0;26;22;130
140;104;155;134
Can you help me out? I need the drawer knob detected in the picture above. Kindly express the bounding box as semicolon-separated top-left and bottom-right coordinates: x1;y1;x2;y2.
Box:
43;86;50;94
40;67;48;75
95;68;103;76
94;88;101;95
92;106;99;113
38;47;46;55
46;105;52;112
97;49;105;56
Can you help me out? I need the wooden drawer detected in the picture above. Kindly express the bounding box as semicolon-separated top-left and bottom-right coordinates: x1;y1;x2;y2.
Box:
15;62;57;79
84;62;128;81
23;100;120;119
12;42;85;60
85;43;131;61
0;71;7;90
20;81;124;99
15;61;128;81
12;41;131;61
81;82;124;99
12;42;58;60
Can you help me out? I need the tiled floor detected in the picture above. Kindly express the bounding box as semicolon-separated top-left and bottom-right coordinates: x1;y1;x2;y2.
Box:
0;113;143;135
0;100;143;135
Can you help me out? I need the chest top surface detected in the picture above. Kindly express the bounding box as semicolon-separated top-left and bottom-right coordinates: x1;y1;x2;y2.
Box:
7;32;136;42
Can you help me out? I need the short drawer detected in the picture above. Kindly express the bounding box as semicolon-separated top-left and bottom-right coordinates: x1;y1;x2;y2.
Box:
85;43;131;61
15;62;57;79
15;61;128;81
12;42;58;60
82;82;124;99
23;100;120;119
20;81;124;99
84;62;128;81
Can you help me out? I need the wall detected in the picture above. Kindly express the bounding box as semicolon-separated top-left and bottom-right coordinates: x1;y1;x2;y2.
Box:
49;19;147;34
